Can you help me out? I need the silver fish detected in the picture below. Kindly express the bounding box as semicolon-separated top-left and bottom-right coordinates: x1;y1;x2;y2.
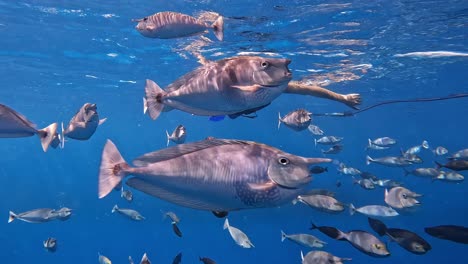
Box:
350;204;399;217
281;230;326;248
0;104;58;152
315;136;343;146
337;163;361;175
366;155;413;167
140;253;151;264
404;168;442;178
385;187;421;209
278;109;312;131
8;208;64;223
162;210;180;224
144;57;292;120
223;218;254;248
353;177;375;190
307;124;324;136
43;237;57;252
321;144;343;154
111;205;145;221
121;187;133;202
369;137;396;147
62;103;106;142
448;148;468;161
372;179;402;188
98;138;331;212
404;140;429;155
434;171;464;182
294;194;345;213
401;153;423;164
134;11;224;41
366;139;390;150
98;253;112;264
432;146;448;156
143;56;292;120
166;125;186;146
311;224;390;257
53;207;72;220
301;250;351;264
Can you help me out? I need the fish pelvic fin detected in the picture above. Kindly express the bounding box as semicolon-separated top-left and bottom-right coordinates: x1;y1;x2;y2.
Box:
281;230;287;242
212;16;224;41
144;79;166;120
8;211;17;223
37;122;58;152
98;139;130;199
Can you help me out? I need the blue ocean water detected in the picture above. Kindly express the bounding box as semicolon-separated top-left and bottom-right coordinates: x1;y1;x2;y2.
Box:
1;0;467;263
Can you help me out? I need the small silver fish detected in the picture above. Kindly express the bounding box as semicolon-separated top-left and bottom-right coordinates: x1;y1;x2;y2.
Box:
350;204;399;217
434;171;464;182
372;179;402;188
385;187;421;209
43;237;57;252
353;177;375;190
294;194;345;213
321;144;343;154
0;104;58;152
166;125;187;146
162;210;180;224
278;109;312;131
281;230;326;248
99;253;112;264
366;139;390;150
9;208;59;223
133;11;224;41
53;207;72;220
338;163;361;175
223;218;254;248
62;103;106;142
366;155;413;167
301;250;351;264
404;168;442;178
307;124;324;136
369;137;396;147
402;153;423;164
111;205;145;221
315;136;343;146
121;187;133;202
432;146;448;156
404;140;429;155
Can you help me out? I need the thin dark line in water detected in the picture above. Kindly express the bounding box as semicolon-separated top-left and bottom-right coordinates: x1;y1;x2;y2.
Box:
312;93;468;117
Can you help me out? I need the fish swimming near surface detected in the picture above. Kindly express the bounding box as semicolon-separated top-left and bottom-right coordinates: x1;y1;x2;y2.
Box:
281;230;326;248
310;223;390;257
111;205;145;221
133;11;224;41
278;109;312;131
0;104;58;152
98;138;331;214
424;225;468;244
368;218;431;254
301;250;351;264
166;125;186;146
62;103;106;143
435;160;468;171
43;237;57;252
223;218;254;248
143;56;292;121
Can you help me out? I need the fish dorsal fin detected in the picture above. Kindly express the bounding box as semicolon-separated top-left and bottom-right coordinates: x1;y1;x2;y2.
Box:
133;138;250;166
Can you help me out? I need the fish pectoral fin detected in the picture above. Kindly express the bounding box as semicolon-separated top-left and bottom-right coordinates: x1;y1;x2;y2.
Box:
98;118;107;125
231;84;262;93
146;25;156;31
247;181;277;191
126;178;226;211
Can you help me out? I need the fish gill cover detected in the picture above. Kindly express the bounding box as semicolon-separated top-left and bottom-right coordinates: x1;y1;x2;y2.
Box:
0;0;467;263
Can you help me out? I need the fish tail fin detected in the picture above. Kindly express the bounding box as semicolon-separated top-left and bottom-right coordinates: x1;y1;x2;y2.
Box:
277;112;283;130
166;130;170;147
281;230;287;242
403;167;411;177
8;211;17;223
120;186;124;197
342;258;352;262
366;155;372;165
349;203;356;216
98;139;129;199
366;138;372;150
352;176;358;185
212;16;224;41
144;79;166;120
317;226;346;240
434;161;443;169
223;218;229;230
37;122;58;152
314;138;317;147
300;251;304;261
368;217;387;236
60;122;65;149
309;222;318;230
422;140;429;149
111;205;118;213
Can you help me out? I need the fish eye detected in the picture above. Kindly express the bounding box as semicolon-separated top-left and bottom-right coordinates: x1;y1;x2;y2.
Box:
374;244;382;250
143;17;148;22
278;157;289;165
261;61;269;68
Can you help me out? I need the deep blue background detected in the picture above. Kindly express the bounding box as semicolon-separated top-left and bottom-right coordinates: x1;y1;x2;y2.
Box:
0;0;467;263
